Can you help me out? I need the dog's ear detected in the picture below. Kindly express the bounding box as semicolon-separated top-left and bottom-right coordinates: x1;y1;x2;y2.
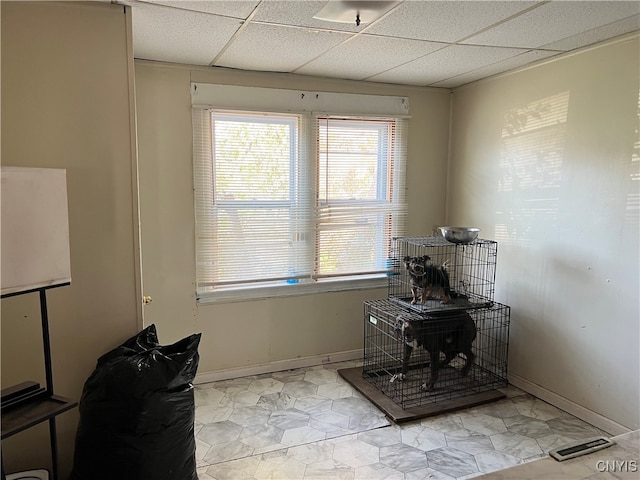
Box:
403;256;411;262
421;255;431;262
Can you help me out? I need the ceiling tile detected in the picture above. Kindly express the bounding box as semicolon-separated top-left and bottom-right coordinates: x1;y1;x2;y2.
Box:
365;0;538;43
295;35;445;81
462;1;640;48
252;0;363;32
126;0;640;88
215;23;352;72
131;2;243;65
367;44;526;86
142;0;259;18
541;13;640;51
431;49;561;88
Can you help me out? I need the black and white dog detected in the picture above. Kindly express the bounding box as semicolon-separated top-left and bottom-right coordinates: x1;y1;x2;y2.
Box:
403;255;452;305
394;312;477;391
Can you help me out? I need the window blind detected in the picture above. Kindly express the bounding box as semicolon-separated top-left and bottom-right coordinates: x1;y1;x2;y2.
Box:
315;116;407;278
193;107;407;297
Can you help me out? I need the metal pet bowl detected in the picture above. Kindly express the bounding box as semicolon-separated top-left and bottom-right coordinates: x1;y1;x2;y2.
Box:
439;226;480;244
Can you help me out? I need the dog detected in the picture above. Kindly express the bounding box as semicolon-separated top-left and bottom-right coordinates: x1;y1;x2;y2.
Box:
403;255;452;305
394;312;477;391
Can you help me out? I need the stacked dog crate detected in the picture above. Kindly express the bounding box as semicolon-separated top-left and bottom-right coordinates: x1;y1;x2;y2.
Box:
360;235;510;420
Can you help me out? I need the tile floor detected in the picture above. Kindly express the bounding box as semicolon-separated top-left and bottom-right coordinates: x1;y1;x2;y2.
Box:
194;360;608;480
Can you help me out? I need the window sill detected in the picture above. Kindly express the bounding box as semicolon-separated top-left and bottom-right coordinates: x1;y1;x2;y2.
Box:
197;274;389;305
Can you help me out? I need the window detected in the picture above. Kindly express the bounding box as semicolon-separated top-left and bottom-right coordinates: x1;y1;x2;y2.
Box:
193;100;407;301
316;117;403;278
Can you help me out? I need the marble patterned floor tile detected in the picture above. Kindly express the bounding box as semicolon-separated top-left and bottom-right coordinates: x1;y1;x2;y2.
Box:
496;384;527;398
332;438;380;468
348;412;389;431
303;458;354;480
196;437;211;466
203;455;260;480
196;466;215;480
468;398;520;419
546;416;603;439
460;412;508;436
534;432;577;452
317;382;356;399
287;442;336;465
401;424;447;452
426;446;480;478
203;440;255;465
219;389;261;409
194;362;610;480
294;395;334;414
474;450;522;473
354;462;404;480
445;429;494;455
503;414;554;438
238;423;284;449
421;413;465;433
280;425;328;446
379;444;429;472
229;405;273;426
195;404;233;424
320;425;357;440
247;377;285;395
405;466;456;479
357;425;403;447
270;369;308;383
257;391;296;411
195;385;226;406
511;395;563;421
309;410;351;430
198;420;244;447
331;396;379;417
213;377;253;389
304;368;339;385
253;453;307;480
282;380;320;397
268;408;311;430
490;431;544;459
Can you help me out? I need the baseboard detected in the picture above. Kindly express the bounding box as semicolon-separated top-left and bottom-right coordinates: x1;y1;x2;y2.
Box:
508;373;632;436
194;349;363;385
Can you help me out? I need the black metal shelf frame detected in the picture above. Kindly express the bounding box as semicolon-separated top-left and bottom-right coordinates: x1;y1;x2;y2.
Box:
1;284;77;480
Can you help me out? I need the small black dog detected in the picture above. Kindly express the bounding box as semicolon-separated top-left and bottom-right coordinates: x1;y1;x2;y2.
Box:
403;255;452;305
394;312;477;391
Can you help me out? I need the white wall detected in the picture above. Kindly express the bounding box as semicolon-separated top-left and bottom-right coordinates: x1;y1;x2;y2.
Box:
134;62;452;378
448;33;640;431
1;2;141;476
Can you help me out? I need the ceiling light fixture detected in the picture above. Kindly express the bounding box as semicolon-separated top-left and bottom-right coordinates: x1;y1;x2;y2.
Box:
313;0;397;26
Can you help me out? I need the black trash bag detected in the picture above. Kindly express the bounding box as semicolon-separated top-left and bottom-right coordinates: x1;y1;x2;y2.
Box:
70;324;201;480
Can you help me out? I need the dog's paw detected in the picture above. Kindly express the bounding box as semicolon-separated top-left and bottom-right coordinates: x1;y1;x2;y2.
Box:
410;299;417;305
420;382;435;392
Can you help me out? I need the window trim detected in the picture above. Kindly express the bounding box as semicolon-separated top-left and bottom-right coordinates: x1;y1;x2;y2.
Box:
197;273;389;304
192;85;409;304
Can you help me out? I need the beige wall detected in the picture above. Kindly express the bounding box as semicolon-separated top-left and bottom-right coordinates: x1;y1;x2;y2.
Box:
134;62;452;376
448;33;640;431
1;2;140;476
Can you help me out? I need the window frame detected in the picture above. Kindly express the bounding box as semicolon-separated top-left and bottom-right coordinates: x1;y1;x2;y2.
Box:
192;87;408;304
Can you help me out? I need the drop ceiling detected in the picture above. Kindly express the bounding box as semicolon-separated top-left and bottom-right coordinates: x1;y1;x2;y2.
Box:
122;0;640;88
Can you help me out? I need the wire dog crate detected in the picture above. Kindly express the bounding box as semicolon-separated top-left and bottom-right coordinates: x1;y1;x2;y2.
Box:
388;236;497;314
362;299;510;411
